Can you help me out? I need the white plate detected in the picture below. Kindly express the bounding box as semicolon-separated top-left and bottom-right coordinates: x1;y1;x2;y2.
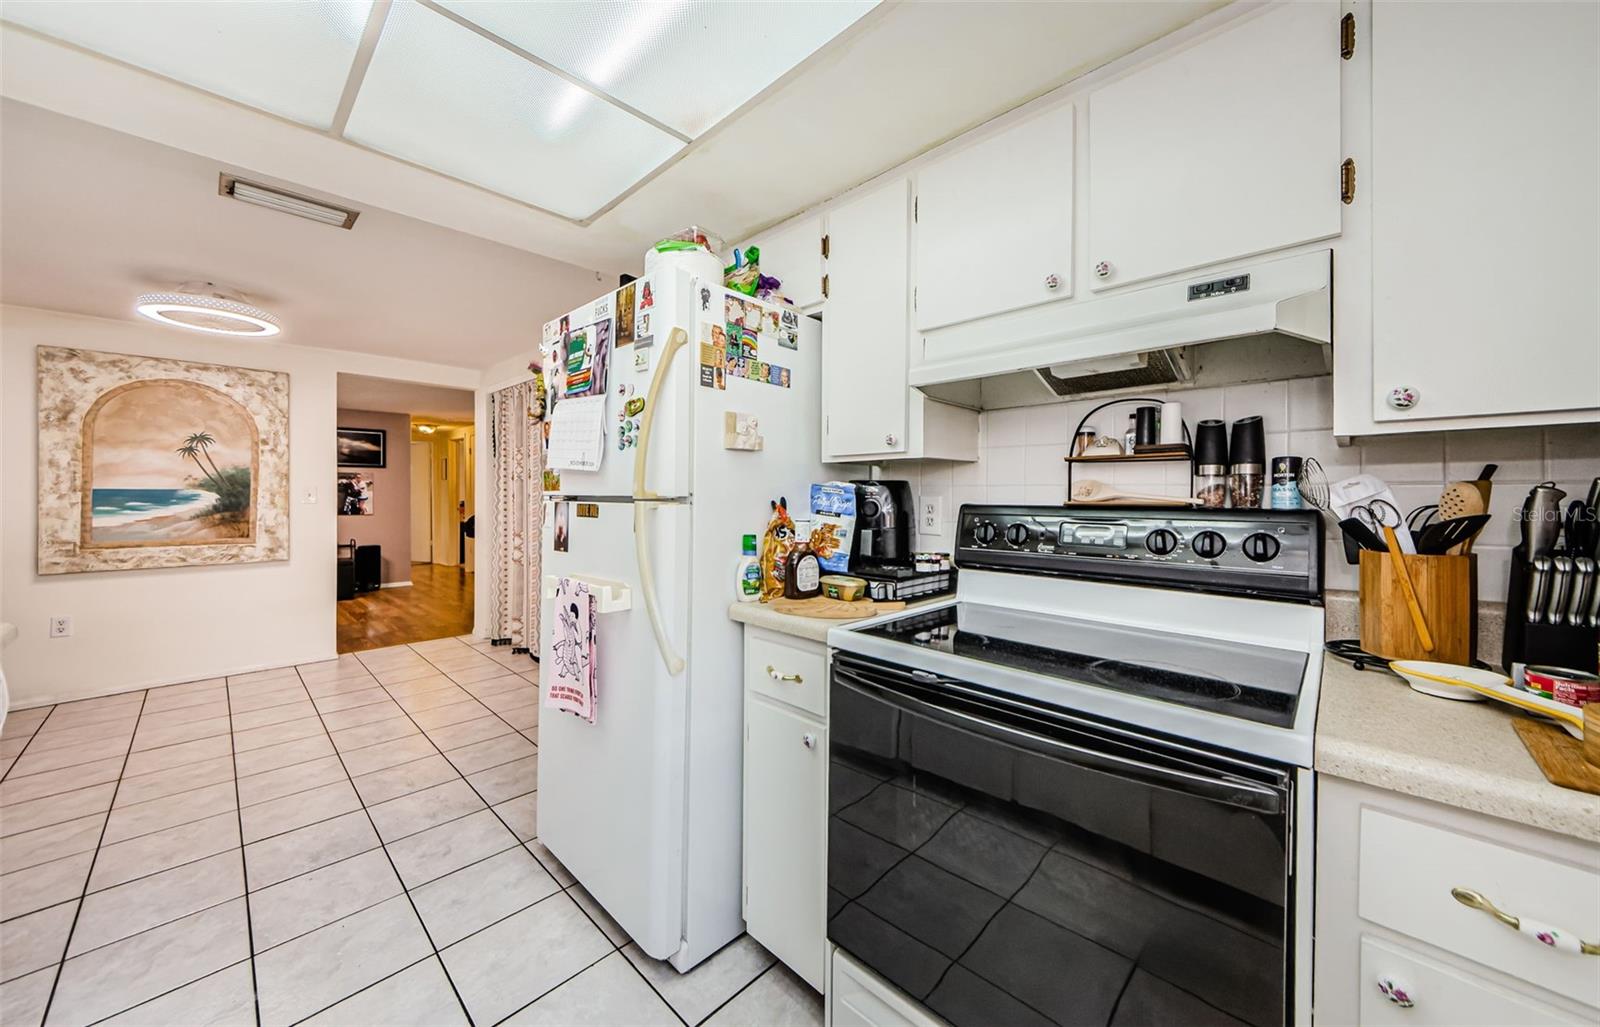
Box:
1390;660;1585;739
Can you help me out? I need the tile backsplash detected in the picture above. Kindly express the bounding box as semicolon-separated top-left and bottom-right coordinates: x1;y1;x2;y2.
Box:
893;375;1600;602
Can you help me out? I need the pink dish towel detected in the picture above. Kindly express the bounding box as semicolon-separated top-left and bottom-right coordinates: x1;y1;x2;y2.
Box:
545;577;597;723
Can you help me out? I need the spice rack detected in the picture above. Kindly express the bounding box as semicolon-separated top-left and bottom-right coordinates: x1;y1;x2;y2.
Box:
1064;397;1193;501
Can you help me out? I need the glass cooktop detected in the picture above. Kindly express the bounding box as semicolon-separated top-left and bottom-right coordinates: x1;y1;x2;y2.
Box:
859;603;1307;727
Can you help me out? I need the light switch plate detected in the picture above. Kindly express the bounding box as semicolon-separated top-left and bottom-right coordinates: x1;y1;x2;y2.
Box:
920;496;944;536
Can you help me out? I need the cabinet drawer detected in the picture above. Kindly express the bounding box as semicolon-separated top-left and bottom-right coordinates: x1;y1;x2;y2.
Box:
1358;809;1600;1008
744;629;826;717
1359;935;1586;1026
831;950;945;1027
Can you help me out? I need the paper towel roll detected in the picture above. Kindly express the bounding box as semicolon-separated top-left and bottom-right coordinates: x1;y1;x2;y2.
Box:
1159;401;1184;445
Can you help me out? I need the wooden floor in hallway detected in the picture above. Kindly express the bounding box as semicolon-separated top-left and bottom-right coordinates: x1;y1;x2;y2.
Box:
338;562;474;654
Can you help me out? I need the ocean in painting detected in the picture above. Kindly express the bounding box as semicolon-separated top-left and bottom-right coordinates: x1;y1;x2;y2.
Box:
90;488;216;527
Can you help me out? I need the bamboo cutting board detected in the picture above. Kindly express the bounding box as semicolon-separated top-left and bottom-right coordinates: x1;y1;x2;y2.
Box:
1513;718;1600;796
766;596;908;619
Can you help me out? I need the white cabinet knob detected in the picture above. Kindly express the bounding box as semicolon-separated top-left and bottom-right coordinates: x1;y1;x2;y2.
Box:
802;733;816;750
1375;975;1415;1008
1387;386;1420;410
884;434;898;448
1094;261;1112;280
1044;273;1061;290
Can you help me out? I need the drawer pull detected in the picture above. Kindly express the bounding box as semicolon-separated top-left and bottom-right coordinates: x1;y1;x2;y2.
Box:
1451;887;1600;955
765;666;803;684
1375;975;1415;1008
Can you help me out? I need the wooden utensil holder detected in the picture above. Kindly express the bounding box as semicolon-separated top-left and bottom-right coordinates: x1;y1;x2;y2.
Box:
1359;551;1477;664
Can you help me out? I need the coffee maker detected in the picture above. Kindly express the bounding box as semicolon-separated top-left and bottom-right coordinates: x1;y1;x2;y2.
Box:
849;480;913;574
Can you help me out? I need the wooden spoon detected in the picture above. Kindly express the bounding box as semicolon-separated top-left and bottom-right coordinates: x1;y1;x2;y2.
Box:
1439;481;1488;554
1384;523;1435;652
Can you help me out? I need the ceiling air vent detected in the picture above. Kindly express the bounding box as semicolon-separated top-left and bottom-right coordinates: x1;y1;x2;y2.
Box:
218;174;360;229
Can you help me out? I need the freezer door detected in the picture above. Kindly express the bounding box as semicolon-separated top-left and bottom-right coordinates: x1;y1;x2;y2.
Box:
543;273;694;500
537;497;692;960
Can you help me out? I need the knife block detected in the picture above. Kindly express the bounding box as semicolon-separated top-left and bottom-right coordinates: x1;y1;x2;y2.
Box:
1502;547;1599;674
1359;551;1476;665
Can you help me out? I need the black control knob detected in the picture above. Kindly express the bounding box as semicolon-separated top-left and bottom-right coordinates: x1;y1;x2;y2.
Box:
1192;530;1227;559
1144;528;1179;556
973;521;999;545
1005;522;1031;547
1242;532;1281;563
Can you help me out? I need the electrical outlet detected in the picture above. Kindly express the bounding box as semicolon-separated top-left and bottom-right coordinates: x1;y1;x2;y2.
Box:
920;496;944;537
49;616;73;638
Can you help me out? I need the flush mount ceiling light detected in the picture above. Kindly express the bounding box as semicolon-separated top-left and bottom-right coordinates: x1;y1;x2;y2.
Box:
220;174;360;229
135;283;281;337
415;424;437;434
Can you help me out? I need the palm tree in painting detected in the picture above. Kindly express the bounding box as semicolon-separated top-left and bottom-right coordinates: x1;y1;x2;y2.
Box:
176;441;224;492
184;432;225;482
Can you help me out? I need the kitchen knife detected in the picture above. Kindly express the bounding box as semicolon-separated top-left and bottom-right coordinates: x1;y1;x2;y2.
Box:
1521;483;1567;557
1527;554;1552;624
1562;500;1585;555
1569;557;1596;628
1546;556;1573;626
1588;563;1600;628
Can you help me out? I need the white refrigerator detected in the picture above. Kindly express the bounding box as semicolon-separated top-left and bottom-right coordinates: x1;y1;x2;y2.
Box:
538;270;836;971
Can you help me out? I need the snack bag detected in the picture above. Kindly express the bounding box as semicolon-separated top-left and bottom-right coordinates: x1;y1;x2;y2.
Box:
758;497;795;602
809;482;856;574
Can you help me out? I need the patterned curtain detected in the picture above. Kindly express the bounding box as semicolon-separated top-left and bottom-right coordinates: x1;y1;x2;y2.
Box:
487;379;542;653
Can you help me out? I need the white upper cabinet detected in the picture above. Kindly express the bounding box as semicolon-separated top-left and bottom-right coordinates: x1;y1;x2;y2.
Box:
743;214;826;311
914;102;1076;332
1366;1;1599;423
822;178;911;459
1087;2;1342;291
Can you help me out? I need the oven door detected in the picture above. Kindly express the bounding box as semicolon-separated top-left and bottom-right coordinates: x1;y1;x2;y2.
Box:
828;652;1294;1027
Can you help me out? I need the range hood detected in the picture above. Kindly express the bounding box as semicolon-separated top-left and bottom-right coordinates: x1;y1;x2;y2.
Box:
911;249;1332;408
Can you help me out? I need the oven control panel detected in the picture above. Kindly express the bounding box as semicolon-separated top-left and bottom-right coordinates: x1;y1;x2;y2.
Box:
956;505;1323;602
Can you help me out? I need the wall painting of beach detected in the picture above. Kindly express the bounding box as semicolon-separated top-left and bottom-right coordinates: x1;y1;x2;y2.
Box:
83;380;258;546
38;346;290;575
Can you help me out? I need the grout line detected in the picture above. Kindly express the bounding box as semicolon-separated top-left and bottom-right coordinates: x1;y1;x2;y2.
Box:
78;957;252;1027
57;876;244;964
487;946;632;1027
219;676;264;1027
39;688;149;1026
695;962;779;1027
293;664;477;1027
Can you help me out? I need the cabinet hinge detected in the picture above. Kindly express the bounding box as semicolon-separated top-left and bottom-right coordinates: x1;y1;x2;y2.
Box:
820;233;830;259
1340;12;1355;60
1340;157;1357;204
913;287;917;311
913;196;918;222
822;273;829;299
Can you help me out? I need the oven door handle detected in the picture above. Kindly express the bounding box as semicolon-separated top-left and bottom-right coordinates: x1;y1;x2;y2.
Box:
837;670;1285;815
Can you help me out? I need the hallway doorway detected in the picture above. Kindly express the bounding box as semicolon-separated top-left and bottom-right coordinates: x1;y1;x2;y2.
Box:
336;374;476;653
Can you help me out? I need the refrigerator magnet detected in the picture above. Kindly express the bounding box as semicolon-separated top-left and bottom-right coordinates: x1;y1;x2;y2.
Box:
699;363;715;388
634;347;650;372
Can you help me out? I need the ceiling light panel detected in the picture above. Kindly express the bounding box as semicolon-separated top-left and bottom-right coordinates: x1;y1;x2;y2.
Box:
345;1;683;220
435;0;879;138
0;1;373;130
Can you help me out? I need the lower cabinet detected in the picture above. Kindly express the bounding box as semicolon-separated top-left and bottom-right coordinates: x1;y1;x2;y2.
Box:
741;631;827;991
1315;776;1600;1025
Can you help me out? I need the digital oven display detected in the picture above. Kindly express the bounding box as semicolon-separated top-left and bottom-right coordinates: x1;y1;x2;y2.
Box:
1059;522;1127;549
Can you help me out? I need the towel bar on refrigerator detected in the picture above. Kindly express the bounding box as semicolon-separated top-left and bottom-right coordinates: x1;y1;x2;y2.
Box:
542;576;632;614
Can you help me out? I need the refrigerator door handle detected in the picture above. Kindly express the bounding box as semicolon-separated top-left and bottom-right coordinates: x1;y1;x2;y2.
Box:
635;500;685;675
633;327;689;501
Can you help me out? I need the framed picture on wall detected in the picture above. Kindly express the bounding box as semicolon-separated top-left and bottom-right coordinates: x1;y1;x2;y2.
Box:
338;472;375;515
337;427;385;467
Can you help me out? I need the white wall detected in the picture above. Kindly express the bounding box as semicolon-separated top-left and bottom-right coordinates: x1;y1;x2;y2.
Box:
0;305;480;708
895;375;1600;602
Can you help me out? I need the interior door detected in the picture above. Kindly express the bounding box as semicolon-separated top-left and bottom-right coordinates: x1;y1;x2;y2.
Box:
822;178;910;460
1369;1;1600;421
915;101;1075;331
409;441;432;563
1087;2;1341;291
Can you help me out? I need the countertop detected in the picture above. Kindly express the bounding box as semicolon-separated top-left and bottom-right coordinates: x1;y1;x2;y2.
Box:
728;598;940;644
1316;654;1600;843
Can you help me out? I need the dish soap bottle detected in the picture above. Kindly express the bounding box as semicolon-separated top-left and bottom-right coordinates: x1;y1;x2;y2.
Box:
735;534;761;603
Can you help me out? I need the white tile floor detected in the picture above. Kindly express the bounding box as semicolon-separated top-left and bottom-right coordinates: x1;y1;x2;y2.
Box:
0;637;821;1027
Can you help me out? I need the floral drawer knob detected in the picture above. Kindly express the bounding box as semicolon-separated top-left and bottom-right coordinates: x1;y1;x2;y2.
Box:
1376;975;1415;1008
1387;386;1420;410
1094;260;1113;280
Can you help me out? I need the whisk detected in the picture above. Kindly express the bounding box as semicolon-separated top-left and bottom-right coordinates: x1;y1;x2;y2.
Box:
1298;457;1331;515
